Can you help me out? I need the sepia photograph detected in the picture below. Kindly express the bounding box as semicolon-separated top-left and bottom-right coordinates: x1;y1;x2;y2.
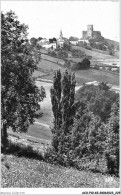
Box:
1;0;120;194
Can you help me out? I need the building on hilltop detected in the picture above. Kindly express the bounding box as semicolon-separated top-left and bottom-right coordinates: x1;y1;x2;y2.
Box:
82;25;101;39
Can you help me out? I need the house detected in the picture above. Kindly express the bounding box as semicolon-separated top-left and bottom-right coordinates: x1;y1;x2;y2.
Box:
78;39;90;45
38;38;57;50
69;41;78;45
38;38;48;45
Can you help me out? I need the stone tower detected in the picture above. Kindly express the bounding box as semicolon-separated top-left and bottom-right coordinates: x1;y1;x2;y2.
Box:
87;25;93;38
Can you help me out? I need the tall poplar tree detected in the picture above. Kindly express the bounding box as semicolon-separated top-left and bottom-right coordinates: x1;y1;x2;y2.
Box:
50;69;76;156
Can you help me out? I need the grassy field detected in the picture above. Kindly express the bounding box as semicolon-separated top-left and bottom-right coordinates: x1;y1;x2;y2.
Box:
72;45;118;60
41;68;119;86
41;54;65;65
37;59;65;73
1;154;120;188
75;69;119;86
27;123;52;141
34;52;119;86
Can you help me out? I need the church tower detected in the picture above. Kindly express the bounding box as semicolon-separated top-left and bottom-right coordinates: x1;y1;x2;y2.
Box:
59;29;63;40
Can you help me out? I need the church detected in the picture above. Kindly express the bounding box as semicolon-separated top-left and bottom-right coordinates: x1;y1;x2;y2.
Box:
57;30;65;48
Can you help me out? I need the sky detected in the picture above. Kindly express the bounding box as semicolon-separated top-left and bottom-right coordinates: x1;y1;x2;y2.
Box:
1;0;120;42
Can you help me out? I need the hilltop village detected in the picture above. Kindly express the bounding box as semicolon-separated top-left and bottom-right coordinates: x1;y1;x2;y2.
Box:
34;25;119;52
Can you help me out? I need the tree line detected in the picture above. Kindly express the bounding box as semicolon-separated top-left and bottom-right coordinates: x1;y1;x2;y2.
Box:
47;71;119;176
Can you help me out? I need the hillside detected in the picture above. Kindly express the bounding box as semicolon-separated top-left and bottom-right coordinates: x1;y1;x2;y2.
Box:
33;51;119;86
72;45;119;60
1;154;119;188
105;38;119;49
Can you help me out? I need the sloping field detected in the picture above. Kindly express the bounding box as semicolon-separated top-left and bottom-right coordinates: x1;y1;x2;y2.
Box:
75;69;119;86
40;48;48;54
2;155;119;188
41;54;65;65
27;123;52;141
40;68;119;86
37;59;65;73
72;45;118;60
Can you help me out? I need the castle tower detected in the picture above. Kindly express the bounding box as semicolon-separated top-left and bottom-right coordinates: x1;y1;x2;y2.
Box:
87;25;93;38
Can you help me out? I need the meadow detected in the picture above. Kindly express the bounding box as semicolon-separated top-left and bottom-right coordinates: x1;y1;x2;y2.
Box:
72;45;119;60
41;54;65;65
34;51;119;86
40;68;119;86
2;154;120;188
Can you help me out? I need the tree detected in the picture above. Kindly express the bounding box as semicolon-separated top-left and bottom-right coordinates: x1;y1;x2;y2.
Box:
79;59;90;69
87;116;107;167
37;37;43;41
108;44;114;55
53;37;57;42
50;69;76;164
30;37;37;47
105;102;119;175
75;83;119;123
57;50;68;59
1;11;46;150
70;104;93;159
49;38;53;43
64;60;71;70
63;42;72;51
69;36;79;41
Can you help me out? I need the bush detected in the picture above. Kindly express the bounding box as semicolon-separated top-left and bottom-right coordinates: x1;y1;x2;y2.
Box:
4;139;43;160
71;49;85;58
72;59;90;70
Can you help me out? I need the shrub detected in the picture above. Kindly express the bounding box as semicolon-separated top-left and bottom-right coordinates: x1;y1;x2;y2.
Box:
4;139;43;160
72;59;90;70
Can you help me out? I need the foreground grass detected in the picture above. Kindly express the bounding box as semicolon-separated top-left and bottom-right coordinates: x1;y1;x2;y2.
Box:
1;154;119;188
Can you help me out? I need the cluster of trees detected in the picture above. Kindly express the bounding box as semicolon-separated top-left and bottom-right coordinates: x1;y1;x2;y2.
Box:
30;37;43;49
48;49;68;59
47;71;119;176
1;11;46;150
69;36;79;41
48;42;88;61
72;59;90;70
77;41;92;50
88;37;116;54
71;49;85;58
49;37;57;43
108;44;115;56
89;39;108;51
62;42;85;58
63;42;72;51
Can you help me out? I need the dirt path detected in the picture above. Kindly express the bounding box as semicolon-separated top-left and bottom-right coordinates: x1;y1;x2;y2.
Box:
34;121;50;128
